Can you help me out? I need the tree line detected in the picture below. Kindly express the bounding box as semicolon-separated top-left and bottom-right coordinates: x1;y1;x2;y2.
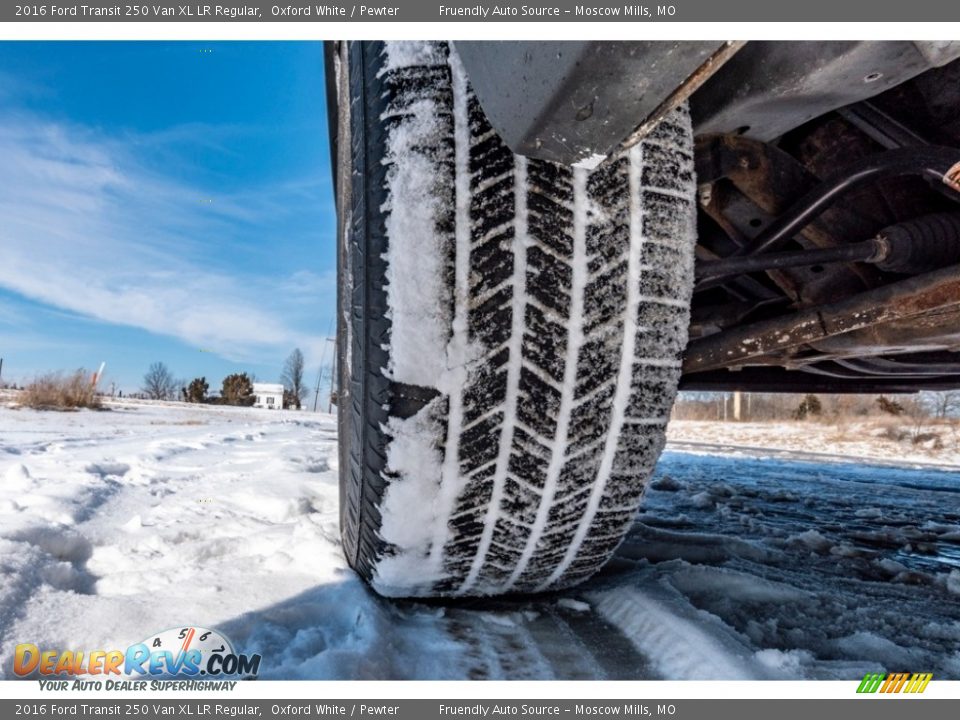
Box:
672;390;960;422
140;348;308;409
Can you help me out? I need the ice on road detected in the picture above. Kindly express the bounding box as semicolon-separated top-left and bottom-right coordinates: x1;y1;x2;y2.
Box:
1;402;958;679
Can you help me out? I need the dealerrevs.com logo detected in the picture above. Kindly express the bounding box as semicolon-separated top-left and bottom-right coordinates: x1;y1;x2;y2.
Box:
14;626;261;689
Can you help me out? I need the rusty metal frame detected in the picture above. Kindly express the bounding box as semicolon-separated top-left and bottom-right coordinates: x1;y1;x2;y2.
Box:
680;367;960;394
683;264;960;374
619;41;747;152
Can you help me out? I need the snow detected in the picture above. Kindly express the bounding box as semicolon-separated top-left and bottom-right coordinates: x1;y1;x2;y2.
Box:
424;45;474;592
2;400;959;679
0;401;357;676
377;40;446;76
667;420;960;469
618;449;960;679
556;598;591;613
572;153;607;170
591;587;759;680
380;43;460;391
754;648;815;673
380;94;451;388
374;403;447;595
948;569;960;595
374;42;485;595
789;529;834;554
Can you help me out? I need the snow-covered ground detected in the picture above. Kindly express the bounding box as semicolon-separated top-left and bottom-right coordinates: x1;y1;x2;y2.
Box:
667;419;960;469
1;401;959;680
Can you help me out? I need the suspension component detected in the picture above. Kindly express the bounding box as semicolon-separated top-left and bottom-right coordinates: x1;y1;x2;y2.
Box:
875;213;960;274
736;147;960;258
696;240;883;281
696;213;960;283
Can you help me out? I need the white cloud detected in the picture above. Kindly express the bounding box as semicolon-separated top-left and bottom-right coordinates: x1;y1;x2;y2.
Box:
0;114;335;365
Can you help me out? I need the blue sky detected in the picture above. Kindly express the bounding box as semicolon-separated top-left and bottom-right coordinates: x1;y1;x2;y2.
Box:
0;41;336;395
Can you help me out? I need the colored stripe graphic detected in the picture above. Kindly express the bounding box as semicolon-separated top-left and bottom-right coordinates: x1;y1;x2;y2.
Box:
908;673;933;693
857;672;932;694
857;673;885;693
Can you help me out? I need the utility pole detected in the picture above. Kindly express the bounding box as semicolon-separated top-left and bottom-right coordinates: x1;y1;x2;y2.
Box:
312;336;336;413
312;364;323;413
328;345;337;414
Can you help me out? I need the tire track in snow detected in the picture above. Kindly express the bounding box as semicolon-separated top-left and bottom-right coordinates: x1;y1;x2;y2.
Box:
588;587;758;680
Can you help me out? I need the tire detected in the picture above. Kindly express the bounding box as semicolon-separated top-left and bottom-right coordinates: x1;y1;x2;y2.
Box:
337;40;696;598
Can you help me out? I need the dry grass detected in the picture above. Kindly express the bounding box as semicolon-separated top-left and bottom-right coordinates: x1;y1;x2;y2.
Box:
22;370;102;410
825;416;953;453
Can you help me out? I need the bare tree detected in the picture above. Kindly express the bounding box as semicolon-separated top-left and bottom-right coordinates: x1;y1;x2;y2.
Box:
928;390;960;419
901;395;930;443
281;348;306;409
142;362;178;400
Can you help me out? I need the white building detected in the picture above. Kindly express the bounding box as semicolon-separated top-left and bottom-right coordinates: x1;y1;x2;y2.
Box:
253;383;285;410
